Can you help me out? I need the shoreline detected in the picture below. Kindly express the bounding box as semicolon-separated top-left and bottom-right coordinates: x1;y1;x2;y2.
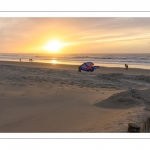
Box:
1;60;150;75
1;54;150;70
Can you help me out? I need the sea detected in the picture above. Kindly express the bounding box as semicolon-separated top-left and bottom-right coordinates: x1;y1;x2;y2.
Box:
0;53;150;69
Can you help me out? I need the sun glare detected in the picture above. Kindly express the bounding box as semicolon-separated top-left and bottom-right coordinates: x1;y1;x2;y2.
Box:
44;40;65;53
51;60;57;64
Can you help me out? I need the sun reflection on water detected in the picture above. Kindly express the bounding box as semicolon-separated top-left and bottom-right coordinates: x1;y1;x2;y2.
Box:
51;60;57;64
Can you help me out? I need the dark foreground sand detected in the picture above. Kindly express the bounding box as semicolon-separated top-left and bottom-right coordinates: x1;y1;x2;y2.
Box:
0;61;150;132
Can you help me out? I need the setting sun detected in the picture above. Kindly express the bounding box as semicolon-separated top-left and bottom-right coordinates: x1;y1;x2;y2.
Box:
44;40;65;53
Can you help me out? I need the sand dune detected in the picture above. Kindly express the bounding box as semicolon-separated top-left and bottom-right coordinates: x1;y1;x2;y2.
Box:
0;61;150;132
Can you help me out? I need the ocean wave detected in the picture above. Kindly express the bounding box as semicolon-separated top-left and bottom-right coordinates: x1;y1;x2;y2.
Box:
1;53;150;67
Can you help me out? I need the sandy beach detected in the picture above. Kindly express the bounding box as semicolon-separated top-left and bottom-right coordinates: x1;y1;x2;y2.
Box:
0;61;150;132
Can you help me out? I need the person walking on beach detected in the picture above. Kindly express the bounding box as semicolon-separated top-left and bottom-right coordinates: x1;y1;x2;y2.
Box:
29;58;33;62
20;59;21;62
125;64;128;70
78;66;81;73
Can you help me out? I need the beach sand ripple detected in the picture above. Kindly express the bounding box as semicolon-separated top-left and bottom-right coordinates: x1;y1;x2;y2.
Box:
94;90;144;109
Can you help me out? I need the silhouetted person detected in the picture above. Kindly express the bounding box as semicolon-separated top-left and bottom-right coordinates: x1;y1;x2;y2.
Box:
78;66;81;73
29;59;33;62
20;59;21;62
125;64;128;70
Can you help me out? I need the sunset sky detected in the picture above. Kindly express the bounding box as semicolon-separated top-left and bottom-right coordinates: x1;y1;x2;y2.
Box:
1;17;150;54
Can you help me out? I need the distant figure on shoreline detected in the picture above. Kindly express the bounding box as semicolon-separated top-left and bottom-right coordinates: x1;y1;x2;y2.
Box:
125;64;128;70
29;59;33;62
20;59;21;62
78;66;81;73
